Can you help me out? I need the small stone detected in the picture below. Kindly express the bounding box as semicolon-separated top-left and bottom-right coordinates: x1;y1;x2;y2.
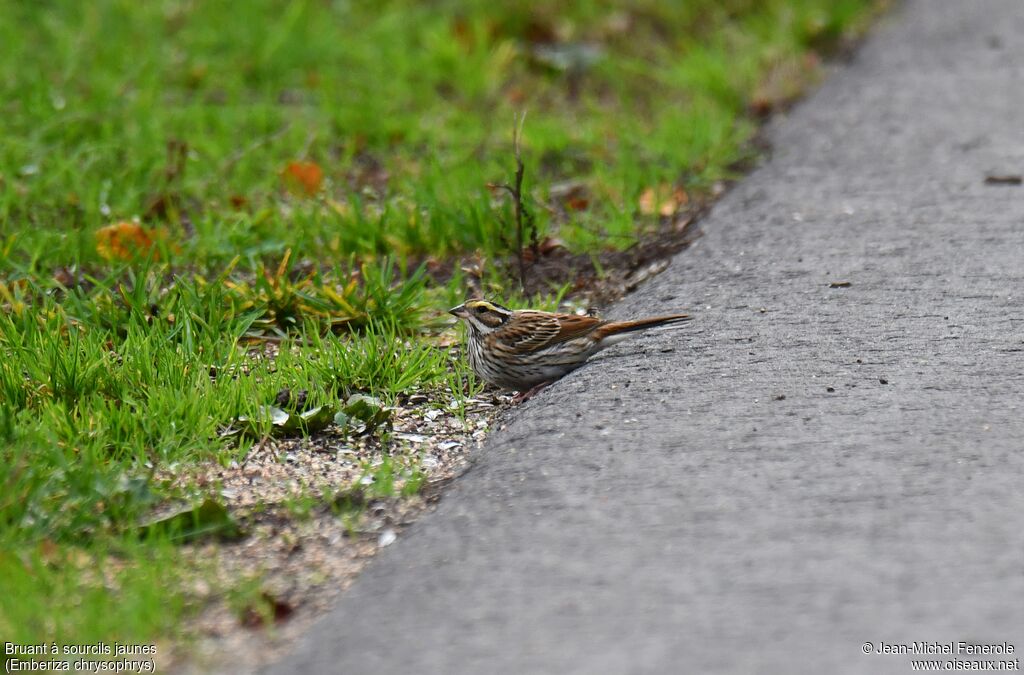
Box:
378;529;397;547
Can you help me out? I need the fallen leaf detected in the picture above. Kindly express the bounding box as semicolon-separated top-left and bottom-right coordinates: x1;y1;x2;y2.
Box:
235;404;336;437
538;236;566;255
521;237;567;263
297;405;335;432
565;195;589;211
282;160;324;196
338;394;392;435
95;221;165;261
549;180;590;212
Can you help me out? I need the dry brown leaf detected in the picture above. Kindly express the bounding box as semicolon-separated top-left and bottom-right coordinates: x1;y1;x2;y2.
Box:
282;160;324;196
95;221;166;261
550;181;590;212
565;195;589;211
538;236;566;255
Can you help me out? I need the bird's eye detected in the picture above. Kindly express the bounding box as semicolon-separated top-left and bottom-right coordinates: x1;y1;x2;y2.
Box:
474;305;486;314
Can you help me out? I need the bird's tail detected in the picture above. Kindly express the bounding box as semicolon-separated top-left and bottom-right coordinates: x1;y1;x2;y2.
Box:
604;313;690;333
595;314;691;344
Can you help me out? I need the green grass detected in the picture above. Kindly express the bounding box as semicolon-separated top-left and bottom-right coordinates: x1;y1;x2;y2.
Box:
0;539;189;647
2;0;878;269
0;0;881;656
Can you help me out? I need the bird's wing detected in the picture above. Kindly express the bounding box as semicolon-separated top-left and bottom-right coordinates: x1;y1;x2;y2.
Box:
497;312;603;353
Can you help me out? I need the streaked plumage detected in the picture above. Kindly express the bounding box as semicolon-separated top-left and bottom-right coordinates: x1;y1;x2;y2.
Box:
449;299;691;393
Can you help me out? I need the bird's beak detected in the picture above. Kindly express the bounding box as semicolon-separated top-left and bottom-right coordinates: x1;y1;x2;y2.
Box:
448;304;468;319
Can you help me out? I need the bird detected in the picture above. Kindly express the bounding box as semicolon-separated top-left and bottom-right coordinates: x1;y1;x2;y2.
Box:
449;299;691;399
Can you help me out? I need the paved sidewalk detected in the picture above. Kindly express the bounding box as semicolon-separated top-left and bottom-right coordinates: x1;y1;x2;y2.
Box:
268;1;1024;673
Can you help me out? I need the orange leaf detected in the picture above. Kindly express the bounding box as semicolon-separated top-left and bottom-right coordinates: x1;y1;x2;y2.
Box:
565;195;589;211
95;222;164;261
282;160;324;196
550;180;590;212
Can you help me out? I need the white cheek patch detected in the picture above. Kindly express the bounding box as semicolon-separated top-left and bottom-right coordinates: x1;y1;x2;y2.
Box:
467;316;491;334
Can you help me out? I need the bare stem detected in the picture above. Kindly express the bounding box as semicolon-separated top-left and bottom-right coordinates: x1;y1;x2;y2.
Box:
488;112;533;289
511;113;527;288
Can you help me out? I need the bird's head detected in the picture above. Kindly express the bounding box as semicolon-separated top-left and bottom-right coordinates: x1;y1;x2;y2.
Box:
448;299;513;336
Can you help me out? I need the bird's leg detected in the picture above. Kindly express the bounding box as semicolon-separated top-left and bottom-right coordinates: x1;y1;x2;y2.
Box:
512;381;552;403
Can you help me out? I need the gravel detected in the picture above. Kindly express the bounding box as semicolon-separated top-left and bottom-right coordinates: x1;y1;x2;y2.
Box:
168;387;503;674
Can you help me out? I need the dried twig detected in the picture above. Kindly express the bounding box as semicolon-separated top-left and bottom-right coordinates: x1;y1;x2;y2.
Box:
487;112;534;289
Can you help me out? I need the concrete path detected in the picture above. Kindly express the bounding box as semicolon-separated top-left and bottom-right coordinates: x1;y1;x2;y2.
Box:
268;1;1024;673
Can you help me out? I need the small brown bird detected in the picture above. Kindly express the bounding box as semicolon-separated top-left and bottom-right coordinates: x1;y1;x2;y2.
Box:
449;299;691;397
